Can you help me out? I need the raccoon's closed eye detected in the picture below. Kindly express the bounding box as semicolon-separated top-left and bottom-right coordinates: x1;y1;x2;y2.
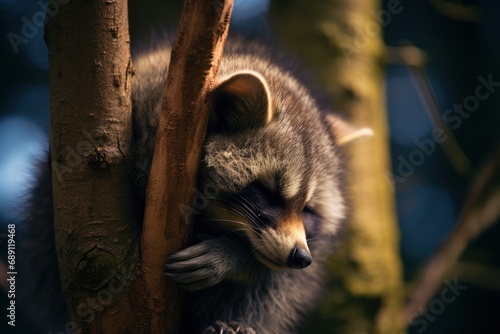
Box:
245;181;283;207
303;205;318;216
302;205;320;239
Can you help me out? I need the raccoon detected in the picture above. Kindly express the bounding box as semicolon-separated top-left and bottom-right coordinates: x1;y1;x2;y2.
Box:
18;35;371;333
134;37;371;334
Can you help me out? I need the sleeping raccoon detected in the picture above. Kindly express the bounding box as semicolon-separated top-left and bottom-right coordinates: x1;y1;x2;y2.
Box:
19;35;372;333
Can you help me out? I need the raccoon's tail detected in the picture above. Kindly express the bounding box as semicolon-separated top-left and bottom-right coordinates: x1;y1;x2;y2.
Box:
18;153;70;333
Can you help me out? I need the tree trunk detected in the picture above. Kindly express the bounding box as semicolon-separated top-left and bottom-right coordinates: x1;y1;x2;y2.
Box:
269;1;405;333
48;0;233;333
47;0;138;333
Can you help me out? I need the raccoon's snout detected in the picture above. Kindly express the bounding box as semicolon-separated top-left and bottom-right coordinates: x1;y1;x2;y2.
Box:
287;247;312;269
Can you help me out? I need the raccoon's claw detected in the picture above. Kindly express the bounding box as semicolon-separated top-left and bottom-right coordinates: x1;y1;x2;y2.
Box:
165;239;227;291
202;321;256;334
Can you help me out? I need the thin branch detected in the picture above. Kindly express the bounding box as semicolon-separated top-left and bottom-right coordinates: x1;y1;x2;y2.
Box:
139;1;233;333
387;45;471;177
429;0;480;22
449;261;500;292
386;45;427;68
403;146;500;322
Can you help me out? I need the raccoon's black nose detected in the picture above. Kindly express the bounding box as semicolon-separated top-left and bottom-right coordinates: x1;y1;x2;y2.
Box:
287;247;312;269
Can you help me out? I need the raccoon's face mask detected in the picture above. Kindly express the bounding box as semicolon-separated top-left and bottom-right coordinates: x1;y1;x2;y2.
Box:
202;70;372;270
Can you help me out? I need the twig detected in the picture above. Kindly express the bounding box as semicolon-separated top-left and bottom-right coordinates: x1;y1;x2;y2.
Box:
429;0;480;22
403;146;500;322
449;261;500;292
386;46;471;177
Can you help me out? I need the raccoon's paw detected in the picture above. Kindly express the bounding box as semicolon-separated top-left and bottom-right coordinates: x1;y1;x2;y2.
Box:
164;239;228;291
202;321;256;334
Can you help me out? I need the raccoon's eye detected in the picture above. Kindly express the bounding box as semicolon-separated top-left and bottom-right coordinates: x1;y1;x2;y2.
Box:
244;181;283;207
302;205;320;238
302;205;317;216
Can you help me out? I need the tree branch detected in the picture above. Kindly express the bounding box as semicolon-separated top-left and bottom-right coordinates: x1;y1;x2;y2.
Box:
450;261;500;292
429;0;480;22
403;146;500;323
139;1;233;333
386;45;471;177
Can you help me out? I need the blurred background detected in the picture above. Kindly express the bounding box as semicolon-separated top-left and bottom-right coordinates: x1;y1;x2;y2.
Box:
1;0;499;333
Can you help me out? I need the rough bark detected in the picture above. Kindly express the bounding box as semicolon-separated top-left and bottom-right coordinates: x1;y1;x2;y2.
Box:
48;0;233;333
269;1;405;333
47;0;138;333
139;0;233;333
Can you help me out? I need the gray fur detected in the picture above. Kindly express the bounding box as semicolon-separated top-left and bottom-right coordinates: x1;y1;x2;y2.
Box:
137;37;347;333
19;36;348;334
134;37;346;236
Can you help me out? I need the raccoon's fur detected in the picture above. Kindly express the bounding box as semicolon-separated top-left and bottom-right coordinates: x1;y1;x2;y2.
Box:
19;35;370;334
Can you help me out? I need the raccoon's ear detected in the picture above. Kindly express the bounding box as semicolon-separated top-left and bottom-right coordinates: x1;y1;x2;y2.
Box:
326;114;374;146
210;70;273;133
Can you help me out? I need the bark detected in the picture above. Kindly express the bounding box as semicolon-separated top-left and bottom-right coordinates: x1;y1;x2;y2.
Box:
269;1;405;333
139;0;233;333
48;0;233;333
47;0;138;333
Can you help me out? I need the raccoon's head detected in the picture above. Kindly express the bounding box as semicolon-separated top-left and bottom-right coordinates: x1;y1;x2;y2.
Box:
199;70;372;270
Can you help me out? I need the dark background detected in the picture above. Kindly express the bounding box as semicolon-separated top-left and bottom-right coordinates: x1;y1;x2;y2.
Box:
1;0;499;333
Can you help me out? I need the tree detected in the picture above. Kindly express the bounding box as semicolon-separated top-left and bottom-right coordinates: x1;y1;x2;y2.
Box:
270;1;405;333
47;0;138;331
47;0;232;333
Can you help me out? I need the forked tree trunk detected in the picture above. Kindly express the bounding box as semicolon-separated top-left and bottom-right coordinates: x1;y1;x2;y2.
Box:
270;1;405;333
47;0;233;333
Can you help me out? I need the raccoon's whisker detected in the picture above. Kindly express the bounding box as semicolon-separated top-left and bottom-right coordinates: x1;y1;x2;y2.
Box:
218;206;253;223
218;203;262;229
249;245;269;258
249;244;263;253
205;197;256;219
199;217;260;233
248;249;260;257
207;201;247;218
233;196;261;217
211;195;260;219
233;198;269;229
220;228;248;239
202;207;263;235
204;196;224;201
235;194;260;212
198;218;246;225
228;201;263;227
202;196;266;232
214;197;258;218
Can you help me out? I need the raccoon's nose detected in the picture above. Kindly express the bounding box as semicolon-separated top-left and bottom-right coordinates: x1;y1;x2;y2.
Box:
287;247;312;269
